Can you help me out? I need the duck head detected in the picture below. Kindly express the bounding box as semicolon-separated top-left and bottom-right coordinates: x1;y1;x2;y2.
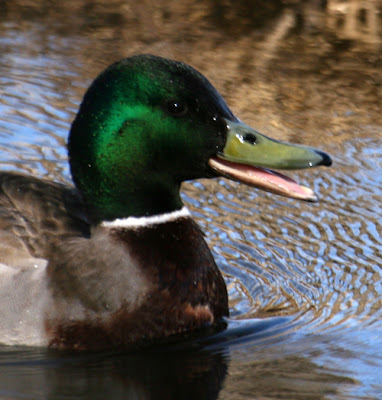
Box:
68;54;331;222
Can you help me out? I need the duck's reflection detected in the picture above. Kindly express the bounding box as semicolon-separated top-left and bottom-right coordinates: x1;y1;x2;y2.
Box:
0;346;229;400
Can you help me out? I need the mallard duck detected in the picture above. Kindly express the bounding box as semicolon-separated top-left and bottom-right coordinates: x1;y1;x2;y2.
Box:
0;55;331;350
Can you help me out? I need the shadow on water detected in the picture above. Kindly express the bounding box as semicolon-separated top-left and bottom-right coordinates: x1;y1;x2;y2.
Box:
0;0;381;399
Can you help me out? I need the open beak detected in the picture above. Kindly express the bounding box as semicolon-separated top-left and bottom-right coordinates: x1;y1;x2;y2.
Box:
209;119;332;202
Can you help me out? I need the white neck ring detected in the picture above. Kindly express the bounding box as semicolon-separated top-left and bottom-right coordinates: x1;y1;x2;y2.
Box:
101;207;191;229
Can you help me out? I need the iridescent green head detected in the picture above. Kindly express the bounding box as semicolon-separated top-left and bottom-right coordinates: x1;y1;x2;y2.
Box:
68;54;331;222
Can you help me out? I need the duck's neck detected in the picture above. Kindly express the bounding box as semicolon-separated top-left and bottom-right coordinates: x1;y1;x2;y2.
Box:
104;182;184;221
101;207;190;229
73;171;184;222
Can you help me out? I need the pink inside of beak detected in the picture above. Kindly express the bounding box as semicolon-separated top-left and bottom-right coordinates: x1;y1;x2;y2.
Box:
208;157;318;202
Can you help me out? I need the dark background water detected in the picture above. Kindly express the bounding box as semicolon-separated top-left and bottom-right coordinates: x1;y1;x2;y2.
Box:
0;1;381;398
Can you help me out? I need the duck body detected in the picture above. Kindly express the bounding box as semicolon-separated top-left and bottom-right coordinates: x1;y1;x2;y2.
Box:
0;55;331;350
0;172;226;350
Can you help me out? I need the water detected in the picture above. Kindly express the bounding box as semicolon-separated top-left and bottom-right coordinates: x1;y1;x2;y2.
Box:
0;1;381;398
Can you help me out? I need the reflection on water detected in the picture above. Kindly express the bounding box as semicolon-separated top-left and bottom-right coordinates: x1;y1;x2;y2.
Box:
0;0;381;399
327;0;380;44
0;346;228;399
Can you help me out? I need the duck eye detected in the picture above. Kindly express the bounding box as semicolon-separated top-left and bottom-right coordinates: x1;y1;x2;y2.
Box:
166;100;188;116
243;133;257;145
